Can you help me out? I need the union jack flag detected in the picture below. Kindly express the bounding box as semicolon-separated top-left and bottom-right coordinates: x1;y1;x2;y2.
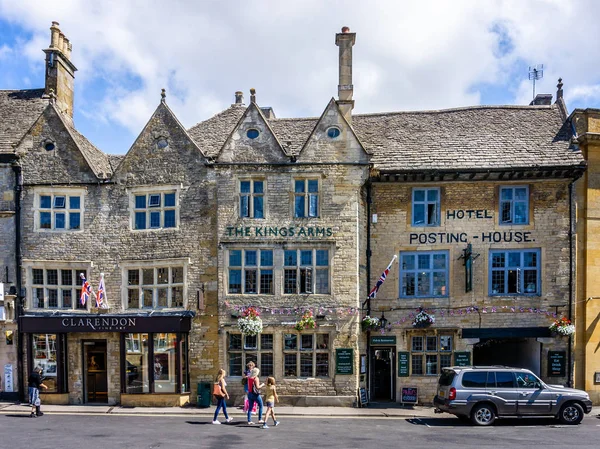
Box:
96;273;108;309
80;273;92;306
368;255;397;299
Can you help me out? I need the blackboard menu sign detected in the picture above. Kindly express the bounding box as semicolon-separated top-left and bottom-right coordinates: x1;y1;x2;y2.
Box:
359;387;368;405
548;351;566;377
401;387;418;404
454;351;471;367
398;351;410;377
336;348;353;375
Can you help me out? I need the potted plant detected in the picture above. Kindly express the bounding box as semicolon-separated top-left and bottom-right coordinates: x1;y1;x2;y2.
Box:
361;315;380;331
549;317;575;336
237;306;263;336
295;310;316;331
412;309;435;328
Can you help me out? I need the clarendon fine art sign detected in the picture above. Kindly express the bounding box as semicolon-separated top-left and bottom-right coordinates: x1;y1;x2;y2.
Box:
20;315;191;333
226;226;333;238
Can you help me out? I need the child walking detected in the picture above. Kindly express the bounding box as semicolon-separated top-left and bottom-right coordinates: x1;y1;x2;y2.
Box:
212;369;234;424
261;376;280;429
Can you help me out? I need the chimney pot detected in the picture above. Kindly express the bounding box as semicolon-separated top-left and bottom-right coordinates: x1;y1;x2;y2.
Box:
235;91;244;104
58;32;65;54
63;37;71;59
335;27;356;123
50;21;61;49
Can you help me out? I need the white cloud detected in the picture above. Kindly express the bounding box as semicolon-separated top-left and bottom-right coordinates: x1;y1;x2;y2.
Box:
0;0;599;152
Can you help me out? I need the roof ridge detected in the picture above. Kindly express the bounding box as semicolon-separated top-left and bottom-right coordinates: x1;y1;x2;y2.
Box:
188;103;246;129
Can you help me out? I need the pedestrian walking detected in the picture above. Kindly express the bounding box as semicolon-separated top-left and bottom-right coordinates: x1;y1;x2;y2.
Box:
261;376;280;429
28;366;48;418
246;367;264;425
212;369;233;424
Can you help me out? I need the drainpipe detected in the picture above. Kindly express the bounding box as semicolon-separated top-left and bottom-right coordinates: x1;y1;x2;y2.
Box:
568;181;574;388
365;180;372;403
12;163;24;401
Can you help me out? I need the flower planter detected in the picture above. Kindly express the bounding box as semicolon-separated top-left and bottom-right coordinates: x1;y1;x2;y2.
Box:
413;321;432;329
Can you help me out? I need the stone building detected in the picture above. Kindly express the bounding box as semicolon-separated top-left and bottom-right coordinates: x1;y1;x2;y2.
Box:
573;107;600;403
0;22;591;407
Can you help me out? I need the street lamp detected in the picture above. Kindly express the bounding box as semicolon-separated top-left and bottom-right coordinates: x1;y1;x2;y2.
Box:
380;312;388;330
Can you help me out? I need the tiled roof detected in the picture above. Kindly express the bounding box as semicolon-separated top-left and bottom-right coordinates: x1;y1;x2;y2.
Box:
0;89;46;153
187;104;246;157
187;103;583;170
352;105;583;171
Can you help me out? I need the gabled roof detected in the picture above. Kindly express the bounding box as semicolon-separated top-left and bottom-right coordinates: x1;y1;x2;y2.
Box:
62;116;112;177
187;103;583;171
0;89;47;153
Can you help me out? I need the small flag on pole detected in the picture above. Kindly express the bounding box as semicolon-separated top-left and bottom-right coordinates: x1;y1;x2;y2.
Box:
80;273;92;306
96;273;108;309
368;255;397;299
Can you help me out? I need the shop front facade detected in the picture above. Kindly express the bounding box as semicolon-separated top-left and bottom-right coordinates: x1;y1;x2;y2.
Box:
20;314;191;405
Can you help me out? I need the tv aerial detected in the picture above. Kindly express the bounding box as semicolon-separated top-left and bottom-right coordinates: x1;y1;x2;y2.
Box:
528;64;544;100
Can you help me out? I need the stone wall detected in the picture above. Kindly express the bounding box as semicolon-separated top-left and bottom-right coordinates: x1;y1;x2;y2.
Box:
369;179;573;402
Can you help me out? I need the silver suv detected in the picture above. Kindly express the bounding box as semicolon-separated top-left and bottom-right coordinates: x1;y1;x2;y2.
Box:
433;366;592;426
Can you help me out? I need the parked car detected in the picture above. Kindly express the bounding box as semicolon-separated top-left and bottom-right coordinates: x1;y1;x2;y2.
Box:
433;366;592;426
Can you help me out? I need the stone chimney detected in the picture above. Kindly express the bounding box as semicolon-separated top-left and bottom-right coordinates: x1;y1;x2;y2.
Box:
234;91;244;105
44;21;77;119
335;26;356;124
530;94;553;106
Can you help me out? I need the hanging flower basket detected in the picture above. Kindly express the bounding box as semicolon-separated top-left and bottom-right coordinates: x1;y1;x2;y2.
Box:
412;310;435;328
295;311;316;332
549;317;575;337
237;306;263;336
361;315;380;332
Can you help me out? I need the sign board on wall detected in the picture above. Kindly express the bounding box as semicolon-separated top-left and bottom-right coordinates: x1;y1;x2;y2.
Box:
336;349;353;375
398;351;410;377
370;336;396;345
454;352;471;366
401;387;418;404
548;351;566;377
4;364;14;392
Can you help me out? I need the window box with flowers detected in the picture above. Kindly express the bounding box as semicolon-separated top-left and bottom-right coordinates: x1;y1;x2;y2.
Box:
295;311;316;332
237;306;263;336
549;317;575;337
412;309;435;328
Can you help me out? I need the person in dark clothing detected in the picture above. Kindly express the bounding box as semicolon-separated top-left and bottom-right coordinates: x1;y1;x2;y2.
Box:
28;366;48;418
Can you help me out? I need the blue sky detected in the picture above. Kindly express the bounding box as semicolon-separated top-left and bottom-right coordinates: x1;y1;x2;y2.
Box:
1;0;599;155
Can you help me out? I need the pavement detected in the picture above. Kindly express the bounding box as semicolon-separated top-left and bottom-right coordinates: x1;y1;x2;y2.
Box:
2;401;600;418
0;401;440;418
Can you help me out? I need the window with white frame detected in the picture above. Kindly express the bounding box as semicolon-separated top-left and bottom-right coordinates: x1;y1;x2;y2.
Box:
489;249;540;295
499;186;529;225
411;334;453;376
131;188;179;230
228;333;273;377
29;267;88;310
35;190;83;231
283;333;330;378
412;187;440;226
400;251;448;298
294;179;319;218
240;179;264;218
228;250;274;294
284;249;329;294
125;265;185;309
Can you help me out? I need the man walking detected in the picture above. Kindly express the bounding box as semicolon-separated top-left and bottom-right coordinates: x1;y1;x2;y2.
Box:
28;366;48;418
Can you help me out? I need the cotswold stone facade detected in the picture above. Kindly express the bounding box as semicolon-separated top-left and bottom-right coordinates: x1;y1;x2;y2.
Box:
0;23;590;407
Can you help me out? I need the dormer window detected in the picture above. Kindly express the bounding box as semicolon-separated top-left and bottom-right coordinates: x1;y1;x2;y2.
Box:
34;188;84;231
131;186;179;231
